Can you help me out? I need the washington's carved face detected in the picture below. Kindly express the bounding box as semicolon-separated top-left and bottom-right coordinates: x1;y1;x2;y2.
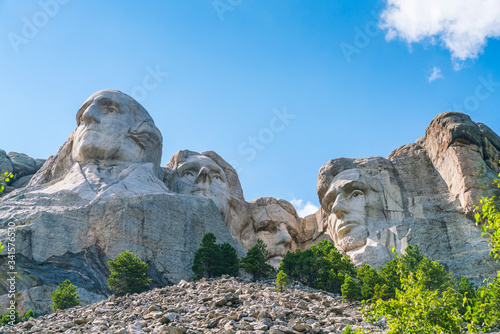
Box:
322;168;369;252
72;91;142;163
173;155;230;216
253;204;299;267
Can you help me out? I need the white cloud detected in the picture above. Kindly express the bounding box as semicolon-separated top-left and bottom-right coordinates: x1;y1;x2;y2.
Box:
290;198;320;218
380;0;500;68
428;66;444;82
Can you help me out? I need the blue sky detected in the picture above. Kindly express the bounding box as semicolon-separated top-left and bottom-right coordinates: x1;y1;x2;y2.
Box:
1;0;499;216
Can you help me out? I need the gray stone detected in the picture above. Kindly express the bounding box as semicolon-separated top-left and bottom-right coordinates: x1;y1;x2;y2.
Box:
8;151;36;178
314;112;500;285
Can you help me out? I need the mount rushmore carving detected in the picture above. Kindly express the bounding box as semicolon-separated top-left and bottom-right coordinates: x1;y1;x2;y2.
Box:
0;90;499;315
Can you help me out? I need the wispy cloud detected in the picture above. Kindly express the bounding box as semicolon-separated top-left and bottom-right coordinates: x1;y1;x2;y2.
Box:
380;0;500;69
428;66;444;83
290;198;319;218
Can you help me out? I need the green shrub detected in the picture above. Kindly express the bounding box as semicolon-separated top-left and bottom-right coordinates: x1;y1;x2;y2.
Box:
372;283;392;301
0;171;13;193
51;280;80;311
341;274;361;301
240;239;275;281
279;240;356;294
107;251;151;296
275;270;290;292
0;308;19;325
341;324;366;334
466;273;500;332
22;309;35;320
466;167;500;333
363;269;464;334
357;264;383;300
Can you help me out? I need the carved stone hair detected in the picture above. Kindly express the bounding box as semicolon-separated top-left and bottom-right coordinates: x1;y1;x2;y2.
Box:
316;156;405;221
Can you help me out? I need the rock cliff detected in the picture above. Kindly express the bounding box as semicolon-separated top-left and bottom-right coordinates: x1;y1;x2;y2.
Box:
0;90;498;316
314;112;500;284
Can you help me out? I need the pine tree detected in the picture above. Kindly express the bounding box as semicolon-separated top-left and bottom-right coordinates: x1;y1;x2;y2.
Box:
240;239;274;281
192;233;224;279
107;251;151;296
275;270;290;292
220;242;240;277
51;280;80;311
341;274;361;301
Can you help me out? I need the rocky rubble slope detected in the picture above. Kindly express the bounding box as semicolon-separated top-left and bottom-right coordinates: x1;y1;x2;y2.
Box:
2;277;387;334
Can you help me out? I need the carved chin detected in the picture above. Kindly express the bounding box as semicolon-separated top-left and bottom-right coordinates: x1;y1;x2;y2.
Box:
337;230;368;252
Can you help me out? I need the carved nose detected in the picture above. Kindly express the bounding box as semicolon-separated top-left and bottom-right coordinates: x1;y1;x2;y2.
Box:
81;104;100;125
332;195;348;219
195;167;212;185
275;224;292;246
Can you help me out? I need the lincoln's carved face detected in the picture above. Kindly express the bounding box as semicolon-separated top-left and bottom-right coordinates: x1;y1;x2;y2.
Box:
322;168;369;252
72;91;144;164
253;203;299;267
173;155;230;216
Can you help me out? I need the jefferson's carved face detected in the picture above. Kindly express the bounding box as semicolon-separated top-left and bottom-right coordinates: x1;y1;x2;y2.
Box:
253;204;299;267
72;91;142;163
322;168;368;252
173;155;230;216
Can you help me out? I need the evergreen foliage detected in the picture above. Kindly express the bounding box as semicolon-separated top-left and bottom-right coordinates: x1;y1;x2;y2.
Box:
22;309;35;320
107;251;151;296
192;233;240;279
51;280;80;311
341;274;361;301
0;308;19;325
275;270;290;292
192;233;224;279
240;239;275;281
220;242;240;277
279;240;356;294
357;264;383;300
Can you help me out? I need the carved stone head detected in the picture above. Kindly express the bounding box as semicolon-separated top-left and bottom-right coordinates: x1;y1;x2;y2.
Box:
28;90;163;187
165;150;247;237
72;90;162;166
317;157;404;252
246;197;300;267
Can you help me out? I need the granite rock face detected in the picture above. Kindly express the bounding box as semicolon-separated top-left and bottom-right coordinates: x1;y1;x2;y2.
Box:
314;112;500;284
0;90;244;315
1;91;499;317
0;150;46;193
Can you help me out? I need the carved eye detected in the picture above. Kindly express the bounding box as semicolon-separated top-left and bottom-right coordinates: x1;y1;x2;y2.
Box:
108;106;118;114
288;227;298;238
327;202;334;213
350;190;364;199
182;171;195;177
258;222;277;234
213;174;222;181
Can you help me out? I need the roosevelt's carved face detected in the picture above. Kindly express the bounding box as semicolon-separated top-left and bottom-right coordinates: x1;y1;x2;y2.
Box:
173;155;230;216
322;168;369;252
72;91;142;164
253;203;299;267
